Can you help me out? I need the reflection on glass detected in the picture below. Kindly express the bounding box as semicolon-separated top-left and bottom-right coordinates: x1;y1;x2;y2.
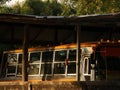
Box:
54;63;65;74
41;64;52;74
69;50;76;61
68;62;76;73
28;64;39;75
17;65;22;75
3;54;8;63
8;54;17;64
55;50;67;61
42;51;53;62
84;59;88;74
30;52;40;63
18;54;22;63
7;66;16;73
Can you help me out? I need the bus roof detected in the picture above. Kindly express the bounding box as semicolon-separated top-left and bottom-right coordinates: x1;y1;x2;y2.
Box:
3;42;98;53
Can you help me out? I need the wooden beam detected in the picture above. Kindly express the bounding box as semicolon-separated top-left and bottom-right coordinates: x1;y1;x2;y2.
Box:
22;24;29;82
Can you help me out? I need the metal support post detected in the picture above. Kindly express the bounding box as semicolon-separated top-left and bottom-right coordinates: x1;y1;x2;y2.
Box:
22;24;29;82
76;25;81;81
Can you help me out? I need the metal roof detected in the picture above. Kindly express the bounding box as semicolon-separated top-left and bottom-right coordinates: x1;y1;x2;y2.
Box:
0;13;120;49
0;13;120;25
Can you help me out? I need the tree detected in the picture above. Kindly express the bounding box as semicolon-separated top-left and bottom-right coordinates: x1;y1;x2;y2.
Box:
50;1;62;15
21;0;52;15
0;0;11;5
14;0;62;16
0;5;13;13
75;0;120;15
45;1;62;15
1;0;120;16
60;0;76;16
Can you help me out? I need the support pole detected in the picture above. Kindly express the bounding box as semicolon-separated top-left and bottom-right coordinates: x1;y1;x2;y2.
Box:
22;25;29;82
76;25;81;81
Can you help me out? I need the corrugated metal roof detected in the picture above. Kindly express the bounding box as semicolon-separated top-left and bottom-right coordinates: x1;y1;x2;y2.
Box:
0;13;120;26
0;13;120;47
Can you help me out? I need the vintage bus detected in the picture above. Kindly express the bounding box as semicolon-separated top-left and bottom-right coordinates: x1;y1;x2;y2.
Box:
0;41;120;81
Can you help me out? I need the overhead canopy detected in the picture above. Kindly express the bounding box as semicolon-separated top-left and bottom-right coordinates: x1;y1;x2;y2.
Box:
0;13;120;48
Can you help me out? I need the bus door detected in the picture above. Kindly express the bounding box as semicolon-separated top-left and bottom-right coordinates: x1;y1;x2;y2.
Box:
80;47;93;81
80;55;91;81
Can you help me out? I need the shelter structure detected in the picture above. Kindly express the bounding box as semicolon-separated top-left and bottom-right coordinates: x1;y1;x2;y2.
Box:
0;13;120;82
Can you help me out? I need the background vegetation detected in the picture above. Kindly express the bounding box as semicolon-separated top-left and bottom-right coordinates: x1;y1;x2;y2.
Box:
0;0;120;16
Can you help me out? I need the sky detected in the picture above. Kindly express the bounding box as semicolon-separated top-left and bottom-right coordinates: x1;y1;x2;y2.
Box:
6;0;25;6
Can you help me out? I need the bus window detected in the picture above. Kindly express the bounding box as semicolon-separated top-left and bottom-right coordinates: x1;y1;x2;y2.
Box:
6;53;18;76
8;53;17;64
40;51;53;75
40;64;52;74
28;52;41;75
17;54;22;76
67;49;76;74
1;54;8;78
18;54;22;64
54;50;67;74
69;49;76;61
67;62;76;74
42;51;53;62
54;63;65;74
55;50;67;61
17;65;22;75
28;64;40;75
7;65;16;75
30;52;41;63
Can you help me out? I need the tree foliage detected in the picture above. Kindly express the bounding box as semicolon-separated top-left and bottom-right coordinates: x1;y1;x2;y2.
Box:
0;0;10;5
76;0;120;15
0;0;120;16
60;0;76;16
0;6;11;13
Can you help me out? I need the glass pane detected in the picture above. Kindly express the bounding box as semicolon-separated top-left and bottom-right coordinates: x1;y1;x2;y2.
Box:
84;59;88;74
8;53;17;64
42;51;53;62
17;65;22;75
40;64;52;74
69;50;76;61
28;64;39;75
1;54;8;77
54;63;65;74
7;66;16;73
3;54;8;62
18;54;22;63
68;62;76;74
30;52;40;63
55;50;67;61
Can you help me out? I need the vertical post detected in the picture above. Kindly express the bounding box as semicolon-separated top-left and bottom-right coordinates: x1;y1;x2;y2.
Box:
22;24;29;82
76;25;81;81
